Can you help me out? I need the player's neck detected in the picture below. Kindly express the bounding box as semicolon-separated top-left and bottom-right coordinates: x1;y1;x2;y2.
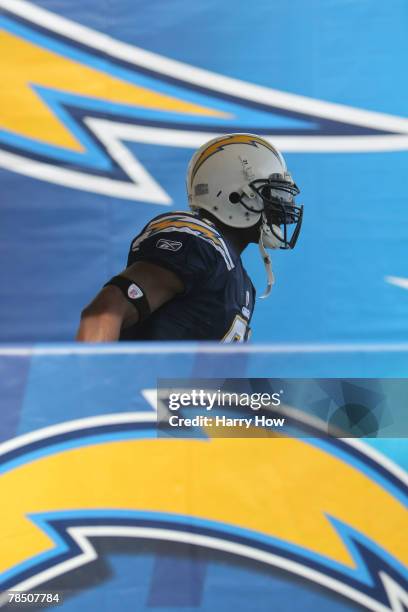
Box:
199;212;252;255
219;227;250;255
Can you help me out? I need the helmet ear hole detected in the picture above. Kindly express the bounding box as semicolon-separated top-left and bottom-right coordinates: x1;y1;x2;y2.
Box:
229;192;241;204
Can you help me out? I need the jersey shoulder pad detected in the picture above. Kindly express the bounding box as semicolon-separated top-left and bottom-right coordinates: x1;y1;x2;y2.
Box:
131;211;235;271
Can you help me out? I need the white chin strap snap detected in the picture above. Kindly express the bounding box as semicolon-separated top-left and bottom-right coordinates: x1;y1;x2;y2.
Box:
258;226;275;299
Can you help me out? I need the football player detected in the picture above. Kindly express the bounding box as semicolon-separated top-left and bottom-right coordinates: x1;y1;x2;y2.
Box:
76;133;302;342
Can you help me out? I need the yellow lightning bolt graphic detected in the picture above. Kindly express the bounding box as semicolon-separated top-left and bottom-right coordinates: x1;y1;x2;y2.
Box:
0;30;225;151
0;436;406;576
189;133;277;185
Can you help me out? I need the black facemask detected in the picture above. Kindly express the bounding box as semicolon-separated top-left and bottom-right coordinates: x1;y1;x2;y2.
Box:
239;175;303;249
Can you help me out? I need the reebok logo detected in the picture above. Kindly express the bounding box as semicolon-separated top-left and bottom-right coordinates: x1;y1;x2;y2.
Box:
156;239;183;252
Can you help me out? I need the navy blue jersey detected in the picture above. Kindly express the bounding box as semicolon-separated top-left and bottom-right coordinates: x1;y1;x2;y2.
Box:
119;212;255;342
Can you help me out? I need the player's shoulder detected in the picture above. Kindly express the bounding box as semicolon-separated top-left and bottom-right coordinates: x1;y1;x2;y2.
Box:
143;210;217;232
133;210;235;271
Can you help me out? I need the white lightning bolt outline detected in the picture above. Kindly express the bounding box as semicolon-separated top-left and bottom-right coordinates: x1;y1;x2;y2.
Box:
0;0;408;202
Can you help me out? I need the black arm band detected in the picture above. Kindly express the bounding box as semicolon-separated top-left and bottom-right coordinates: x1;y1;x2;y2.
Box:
103;275;151;322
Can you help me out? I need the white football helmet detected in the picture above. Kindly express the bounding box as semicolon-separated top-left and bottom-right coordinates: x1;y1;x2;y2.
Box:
186;133;303;297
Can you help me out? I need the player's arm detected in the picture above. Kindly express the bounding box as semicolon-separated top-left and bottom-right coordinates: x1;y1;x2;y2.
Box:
75;261;183;342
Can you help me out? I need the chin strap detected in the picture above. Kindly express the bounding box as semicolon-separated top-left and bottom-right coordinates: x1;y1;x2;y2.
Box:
258;227;275;299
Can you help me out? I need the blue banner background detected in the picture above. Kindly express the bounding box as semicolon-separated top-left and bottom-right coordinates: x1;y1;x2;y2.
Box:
0;0;407;343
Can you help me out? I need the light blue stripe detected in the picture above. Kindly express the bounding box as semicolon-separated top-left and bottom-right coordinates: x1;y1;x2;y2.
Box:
3;508;406;588
0;428;157;475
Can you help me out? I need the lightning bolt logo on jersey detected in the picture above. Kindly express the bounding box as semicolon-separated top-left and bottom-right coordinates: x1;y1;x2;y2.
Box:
120;212;255;341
